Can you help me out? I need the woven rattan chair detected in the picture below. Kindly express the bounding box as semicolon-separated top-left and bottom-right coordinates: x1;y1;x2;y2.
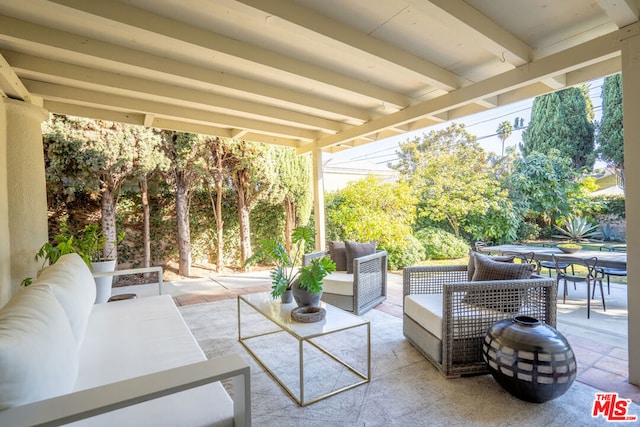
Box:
403;265;556;378
303;250;387;315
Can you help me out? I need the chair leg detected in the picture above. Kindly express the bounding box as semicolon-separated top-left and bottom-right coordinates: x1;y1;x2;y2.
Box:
599;278;606;312
586;278;591;319
607;274;610;295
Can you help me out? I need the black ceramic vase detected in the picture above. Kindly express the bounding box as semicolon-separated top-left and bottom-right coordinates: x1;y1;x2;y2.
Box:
483;315;577;403
291;278;322;307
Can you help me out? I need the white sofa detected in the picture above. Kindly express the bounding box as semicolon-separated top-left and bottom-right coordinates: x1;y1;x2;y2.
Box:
0;253;250;427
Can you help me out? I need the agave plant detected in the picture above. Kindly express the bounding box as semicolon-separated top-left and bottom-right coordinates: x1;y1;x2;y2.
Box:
552;216;600;242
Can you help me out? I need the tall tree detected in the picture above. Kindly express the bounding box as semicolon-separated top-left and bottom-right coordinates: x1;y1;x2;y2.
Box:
394;123;506;237
42;115;162;260
521;85;596;170
507;149;582;226
271;148;312;253
496;120;513;157
597;73;624;188
225;140;278;265
161;131;203;277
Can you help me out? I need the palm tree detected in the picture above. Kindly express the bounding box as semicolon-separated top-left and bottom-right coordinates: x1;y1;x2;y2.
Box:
496;120;513;157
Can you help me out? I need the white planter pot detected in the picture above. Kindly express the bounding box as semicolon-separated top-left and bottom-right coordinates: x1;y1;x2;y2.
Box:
92;259;117;304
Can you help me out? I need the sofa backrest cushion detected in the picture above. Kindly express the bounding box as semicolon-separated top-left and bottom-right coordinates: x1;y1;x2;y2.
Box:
328;241;348;271
0;284;79;410
34;253;96;349
345;241;377;274
467;251;515;281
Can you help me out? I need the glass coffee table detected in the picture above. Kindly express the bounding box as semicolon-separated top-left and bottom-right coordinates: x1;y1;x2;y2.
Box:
237;292;370;406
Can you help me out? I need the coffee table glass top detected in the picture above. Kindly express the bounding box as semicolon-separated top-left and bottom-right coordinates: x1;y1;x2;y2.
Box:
239;292;368;339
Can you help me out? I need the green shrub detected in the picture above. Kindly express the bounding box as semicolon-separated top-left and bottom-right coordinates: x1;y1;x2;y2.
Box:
380;235;425;270
415;227;469;260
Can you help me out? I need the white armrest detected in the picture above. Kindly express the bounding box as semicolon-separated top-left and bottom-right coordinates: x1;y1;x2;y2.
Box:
0;355;251;427
92;266;164;295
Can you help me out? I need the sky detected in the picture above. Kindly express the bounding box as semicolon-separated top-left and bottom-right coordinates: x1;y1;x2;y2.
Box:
328;78;605;167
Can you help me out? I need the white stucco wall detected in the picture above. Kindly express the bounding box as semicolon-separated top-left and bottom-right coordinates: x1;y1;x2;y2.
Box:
0;99;48;306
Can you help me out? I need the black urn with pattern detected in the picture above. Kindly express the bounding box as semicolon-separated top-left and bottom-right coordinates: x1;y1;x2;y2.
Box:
483;315;577;403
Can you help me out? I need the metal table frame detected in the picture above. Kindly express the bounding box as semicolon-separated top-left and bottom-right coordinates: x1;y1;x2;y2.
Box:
237;292;370;406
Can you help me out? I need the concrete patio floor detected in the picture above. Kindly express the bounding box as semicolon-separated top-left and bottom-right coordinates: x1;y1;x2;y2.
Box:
112;269;639;404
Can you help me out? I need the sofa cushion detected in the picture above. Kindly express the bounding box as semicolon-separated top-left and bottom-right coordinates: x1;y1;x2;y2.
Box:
328;241;348;271
73;295;233;426
34;253;96;349
0;284;79;410
467;251;515;281
345;241;377;274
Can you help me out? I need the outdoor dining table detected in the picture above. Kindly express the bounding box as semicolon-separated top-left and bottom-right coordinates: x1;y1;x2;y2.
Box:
480;244;627;269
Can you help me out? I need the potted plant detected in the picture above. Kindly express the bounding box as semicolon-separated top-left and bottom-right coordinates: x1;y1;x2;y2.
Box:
34;217;125;303
556;243;583;254
244;225;335;304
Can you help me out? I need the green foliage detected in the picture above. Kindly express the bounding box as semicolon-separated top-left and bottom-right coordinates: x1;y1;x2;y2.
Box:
244;225;317;298
552;216;600;242
326;175;417;246
394;123;507;237
596;195;626;218
496;120;513;156
36;217;125;268
597;73;624;181
298;256;337;295
521;85;596;171
507;149;580;224
381;235;425;270
465;197;522;244
414;227;469;260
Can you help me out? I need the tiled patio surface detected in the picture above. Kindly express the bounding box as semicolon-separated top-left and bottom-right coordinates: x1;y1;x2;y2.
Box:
114;270;640;404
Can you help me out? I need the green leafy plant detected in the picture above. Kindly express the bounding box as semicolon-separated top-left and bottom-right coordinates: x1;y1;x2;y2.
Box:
552;216;599;242
297;256;336;295
36;217;125;269
245;225;336;298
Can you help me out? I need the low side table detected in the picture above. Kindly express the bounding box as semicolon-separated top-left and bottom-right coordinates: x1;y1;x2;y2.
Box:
238;292;370;406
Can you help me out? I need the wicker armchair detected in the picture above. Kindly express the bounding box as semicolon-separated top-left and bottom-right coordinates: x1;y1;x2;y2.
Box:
303;250;387;315
403;265;556;378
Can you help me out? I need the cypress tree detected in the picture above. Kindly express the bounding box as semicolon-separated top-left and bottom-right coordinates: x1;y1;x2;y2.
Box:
597;73;624;186
521;85;596;171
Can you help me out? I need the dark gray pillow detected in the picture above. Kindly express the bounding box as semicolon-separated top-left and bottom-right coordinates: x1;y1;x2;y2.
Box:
467;252;515;281
328;241;347;271
463;255;535;313
344;241;377;274
471;254;535;281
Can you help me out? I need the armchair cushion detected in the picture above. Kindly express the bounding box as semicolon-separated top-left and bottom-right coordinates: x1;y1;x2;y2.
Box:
345;241;377;273
328;241;348;271
467;251;515;281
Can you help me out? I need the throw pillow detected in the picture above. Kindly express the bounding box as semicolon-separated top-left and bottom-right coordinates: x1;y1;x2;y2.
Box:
328;241;348;271
464;255;535;313
467;251;515;281
471;254;535;281
0;284;79;410
344;241;377;274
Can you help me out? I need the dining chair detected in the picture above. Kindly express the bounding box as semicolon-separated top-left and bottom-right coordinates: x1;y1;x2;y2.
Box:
474;241;493;253
500;251;536;265
552;255;606;319
537;243;574;278
594;246;627;295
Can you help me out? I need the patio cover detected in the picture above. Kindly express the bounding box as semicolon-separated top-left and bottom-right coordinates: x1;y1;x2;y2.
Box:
0;0;639;385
